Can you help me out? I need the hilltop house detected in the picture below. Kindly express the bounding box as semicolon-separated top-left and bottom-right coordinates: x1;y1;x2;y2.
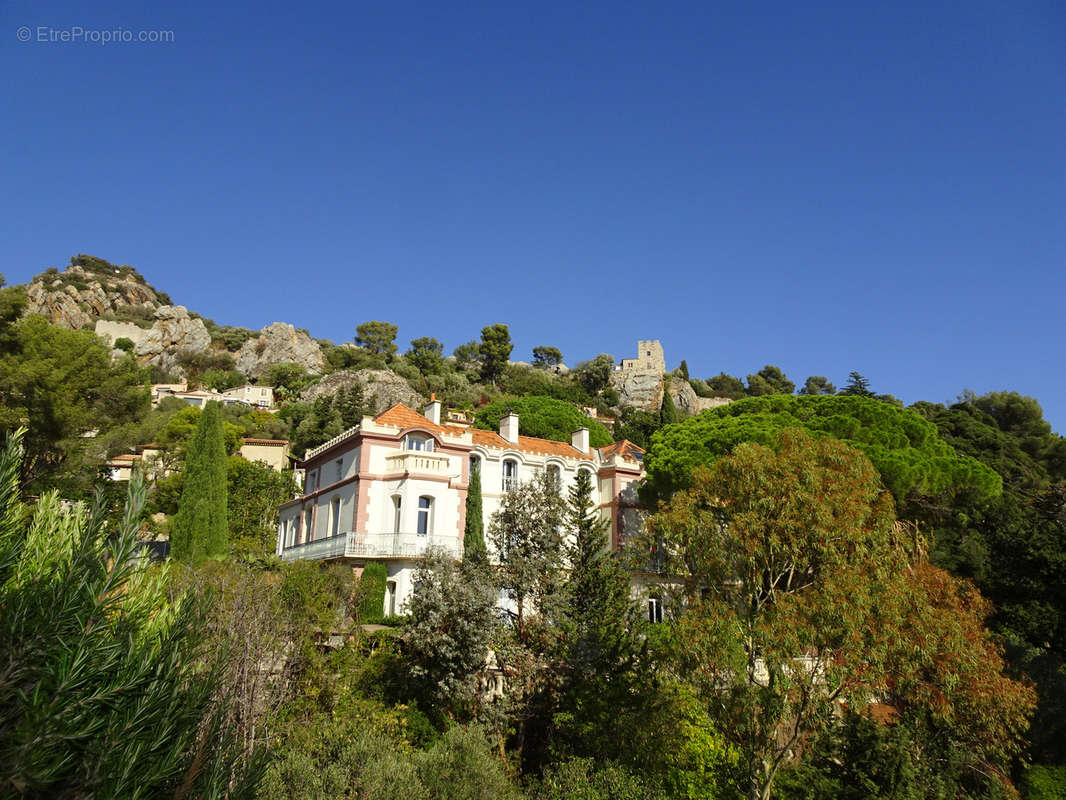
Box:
276;399;645;616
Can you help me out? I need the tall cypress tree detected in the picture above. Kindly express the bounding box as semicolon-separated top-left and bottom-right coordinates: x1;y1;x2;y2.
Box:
171;401;228;562
463;460;486;562
660;387;680;425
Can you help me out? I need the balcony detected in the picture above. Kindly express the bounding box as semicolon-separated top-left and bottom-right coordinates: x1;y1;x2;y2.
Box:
281;530;460;561
384;451;453;477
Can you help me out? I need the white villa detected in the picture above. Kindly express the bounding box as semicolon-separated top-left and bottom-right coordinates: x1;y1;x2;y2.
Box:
276;398;645;616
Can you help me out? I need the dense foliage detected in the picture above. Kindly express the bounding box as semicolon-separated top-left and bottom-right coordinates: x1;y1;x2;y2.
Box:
646;429;1034;800
475;395;612;448
642;394;1001;508
0;432;255;797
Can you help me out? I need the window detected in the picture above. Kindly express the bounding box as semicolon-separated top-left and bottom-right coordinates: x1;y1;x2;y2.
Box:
307;470;317;493
335;458;343;483
417;496;433;536
392;496;402;533
546;464;561;490
304;507;313;543
648;596;663;624
404;434;434;452
330;497;341;537
470;455;480;474
502;459;518;492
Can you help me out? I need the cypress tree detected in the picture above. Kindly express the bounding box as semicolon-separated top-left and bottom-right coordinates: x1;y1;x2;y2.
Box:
171;401;228;562
660;388;680;425
463;460;486;562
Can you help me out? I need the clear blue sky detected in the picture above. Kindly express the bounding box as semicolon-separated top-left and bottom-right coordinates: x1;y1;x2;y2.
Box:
3;1;1064;430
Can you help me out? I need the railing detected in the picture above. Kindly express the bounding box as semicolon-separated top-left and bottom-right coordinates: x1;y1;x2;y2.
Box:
305;426;360;460
281;531;460;561
385;451;452;476
502;476;519;492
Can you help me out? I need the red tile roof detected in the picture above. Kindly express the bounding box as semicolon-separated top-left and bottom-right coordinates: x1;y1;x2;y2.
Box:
241;438;289;446
597;439;646;463
374;403;596;461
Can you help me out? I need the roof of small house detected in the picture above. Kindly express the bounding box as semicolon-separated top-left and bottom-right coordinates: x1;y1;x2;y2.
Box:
241;438;289;446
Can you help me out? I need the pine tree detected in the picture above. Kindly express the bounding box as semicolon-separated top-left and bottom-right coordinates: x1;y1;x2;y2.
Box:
840;371;875;397
463;460;486;562
553;467;653;763
171;401;228;562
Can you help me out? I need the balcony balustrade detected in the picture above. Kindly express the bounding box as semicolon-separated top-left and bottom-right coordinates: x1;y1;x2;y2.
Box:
384;451;453;477
281;530;460;561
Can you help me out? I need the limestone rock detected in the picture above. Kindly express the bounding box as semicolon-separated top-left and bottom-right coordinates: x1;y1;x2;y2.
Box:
611;369;664;413
25;281;93;329
24;265;163;329
667;376;699;414
134;306;211;375
300;369;425;415
235;322;326;378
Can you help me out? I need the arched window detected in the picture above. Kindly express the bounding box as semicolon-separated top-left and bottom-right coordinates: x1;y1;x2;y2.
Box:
546;464;561;490
330;497;341;537
392;495;402;533
404;434;434;452
417;496;433;536
502;459;519;492
470;455;480;474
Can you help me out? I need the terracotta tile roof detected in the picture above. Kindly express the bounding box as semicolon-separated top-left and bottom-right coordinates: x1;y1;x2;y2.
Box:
597;439;646;463
241;438;289;446
107;454;141;463
470;429;594;461
374;403;596;461
374;403;455;434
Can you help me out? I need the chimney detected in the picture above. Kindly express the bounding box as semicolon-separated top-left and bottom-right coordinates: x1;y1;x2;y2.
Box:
572;427;589;454
500;412;519;444
424;393;441;425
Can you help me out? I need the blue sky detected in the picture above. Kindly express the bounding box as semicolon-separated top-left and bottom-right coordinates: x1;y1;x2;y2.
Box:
2;1;1064;430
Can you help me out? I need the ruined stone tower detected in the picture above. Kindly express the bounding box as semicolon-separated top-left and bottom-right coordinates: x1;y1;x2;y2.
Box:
617;340;666;374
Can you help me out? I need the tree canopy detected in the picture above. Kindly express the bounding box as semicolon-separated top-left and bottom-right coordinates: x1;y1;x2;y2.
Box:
532;346;563;369
0;314;149;494
645;429;1033;800
474;395;612;448
478;324;513;383
745;365;795;396
642;394;1001;509
354;320;399;359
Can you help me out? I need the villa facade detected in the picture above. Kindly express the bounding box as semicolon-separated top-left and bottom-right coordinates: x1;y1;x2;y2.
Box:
276;399;645;616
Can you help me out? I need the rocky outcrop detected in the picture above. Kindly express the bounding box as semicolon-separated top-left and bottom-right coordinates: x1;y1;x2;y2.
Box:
134;306;211;375
235;322;326;378
611;369;665;413
300;369;425;414
666;377;735;416
25;265;162;329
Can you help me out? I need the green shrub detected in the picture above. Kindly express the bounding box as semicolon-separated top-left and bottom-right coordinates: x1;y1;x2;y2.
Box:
113;336;135;352
359;561;388;622
531;758;667;800
475;395;612;447
1025;765;1066;800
